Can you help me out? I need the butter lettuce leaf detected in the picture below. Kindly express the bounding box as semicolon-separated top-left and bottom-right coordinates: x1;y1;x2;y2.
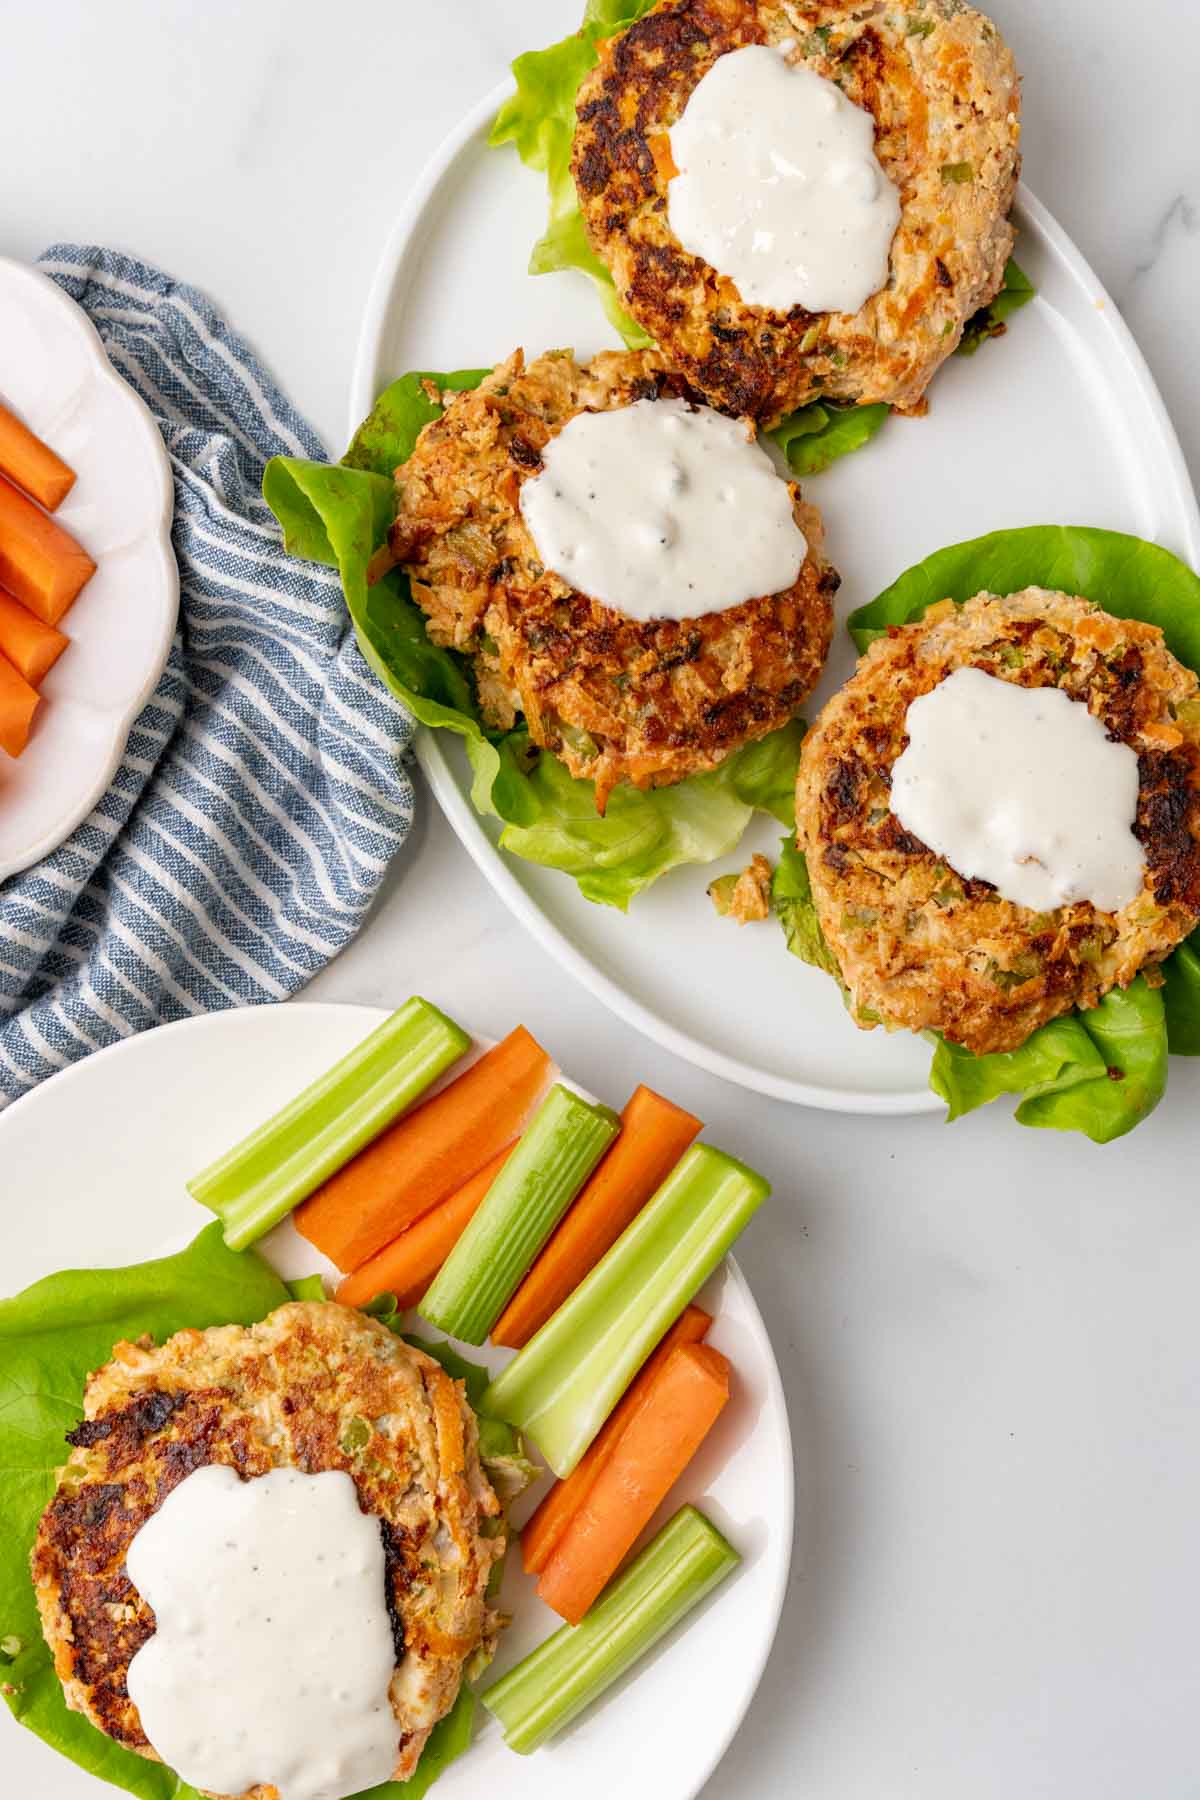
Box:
1163;930;1200;1055
957;256;1036;355
846;523;1200;669
930;979;1168;1143
771;834;840;979
771;401;890;477
263;371;804;910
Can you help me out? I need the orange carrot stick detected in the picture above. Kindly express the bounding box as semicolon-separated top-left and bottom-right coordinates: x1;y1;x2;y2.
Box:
537;1342;731;1625
336;1142;516;1311
0;474;95;625
0;648;41;757
521;1303;712;1577
0;586;68;686
295;1026;556;1271
492;1084;702;1349
0;403;76;510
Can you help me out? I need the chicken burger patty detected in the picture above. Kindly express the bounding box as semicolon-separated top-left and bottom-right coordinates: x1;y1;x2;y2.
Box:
32;1302;503;1796
573;0;1020;423
794;590;1200;1055
388;347;838;812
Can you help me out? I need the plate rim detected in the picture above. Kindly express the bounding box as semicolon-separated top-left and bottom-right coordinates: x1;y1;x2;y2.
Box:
349;80;1200;1115
0;255;179;882
0;998;796;1800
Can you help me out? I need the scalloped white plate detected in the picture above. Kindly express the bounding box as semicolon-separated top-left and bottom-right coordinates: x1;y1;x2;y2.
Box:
0;257;178;881
0;1002;793;1800
351;83;1200;1115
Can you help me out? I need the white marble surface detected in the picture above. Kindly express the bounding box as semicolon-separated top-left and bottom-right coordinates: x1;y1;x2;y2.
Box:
4;4;1200;1796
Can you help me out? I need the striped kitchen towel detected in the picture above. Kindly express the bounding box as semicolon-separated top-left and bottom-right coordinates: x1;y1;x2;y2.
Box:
0;246;416;1108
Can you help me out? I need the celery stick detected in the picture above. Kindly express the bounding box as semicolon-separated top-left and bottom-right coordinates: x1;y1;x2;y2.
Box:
419;1084;619;1345
481;1505;740;1753
480;1143;768;1475
284;1275;327;1302
188;998;469;1251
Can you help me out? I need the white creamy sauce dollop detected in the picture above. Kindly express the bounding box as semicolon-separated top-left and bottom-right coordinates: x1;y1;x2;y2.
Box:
125;1465;398;1800
890;667;1146;913
666;44;901;315
518;396;806;621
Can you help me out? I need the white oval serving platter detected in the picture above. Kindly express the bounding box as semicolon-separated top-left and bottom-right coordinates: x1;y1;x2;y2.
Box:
0;256;178;881
0;1001;794;1800
351;82;1200;1115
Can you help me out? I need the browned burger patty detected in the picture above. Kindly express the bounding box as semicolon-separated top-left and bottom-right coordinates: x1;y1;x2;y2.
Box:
794;590;1200;1055
388;347;838;811
32;1303;503;1797
573;0;1021;424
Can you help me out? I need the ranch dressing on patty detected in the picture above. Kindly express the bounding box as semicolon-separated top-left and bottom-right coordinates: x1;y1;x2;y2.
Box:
890;666;1146;913
666;43;901;315
125;1465;398;1800
518;395;806;621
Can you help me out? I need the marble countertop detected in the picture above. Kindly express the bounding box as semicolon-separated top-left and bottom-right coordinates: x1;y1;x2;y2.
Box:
4;4;1199;1795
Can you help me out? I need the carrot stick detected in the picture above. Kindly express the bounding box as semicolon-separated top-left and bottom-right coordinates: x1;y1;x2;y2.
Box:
521;1303;711;1577
537;1342;731;1625
336;1142;516;1311
491;1084;702;1349
0;474;95;624
0;648;41;757
0;403;76;510
295;1025;556;1271
0;587;68;686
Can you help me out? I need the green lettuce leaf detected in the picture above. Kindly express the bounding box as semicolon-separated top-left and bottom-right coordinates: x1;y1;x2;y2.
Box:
489;0;657;345
771;401;890;477
0;1230;480;1800
771;834;840;980
263;371;804;910
931;979;1168;1144
494;718;805;907
846;523;1200;668
957;256;1036;355
1163;929;1200;1056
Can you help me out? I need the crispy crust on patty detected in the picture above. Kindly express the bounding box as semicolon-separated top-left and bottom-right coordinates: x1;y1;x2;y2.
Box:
388;347;837;811
794;590;1200;1054
573;0;1021;423
31;1304;503;1799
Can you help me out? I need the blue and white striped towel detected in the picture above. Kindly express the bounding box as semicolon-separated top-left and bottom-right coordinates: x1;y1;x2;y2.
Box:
0;246;417;1107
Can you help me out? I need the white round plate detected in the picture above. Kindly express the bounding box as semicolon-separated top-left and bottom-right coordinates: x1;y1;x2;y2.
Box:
0;257;178;881
351;84;1200;1114
0;1002;793;1800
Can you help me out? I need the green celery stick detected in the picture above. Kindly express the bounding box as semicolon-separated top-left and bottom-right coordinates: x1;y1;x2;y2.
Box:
188;998;469;1250
284;1275;327;1302
480;1143;768;1476
419;1084;619;1345
481;1505;740;1753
